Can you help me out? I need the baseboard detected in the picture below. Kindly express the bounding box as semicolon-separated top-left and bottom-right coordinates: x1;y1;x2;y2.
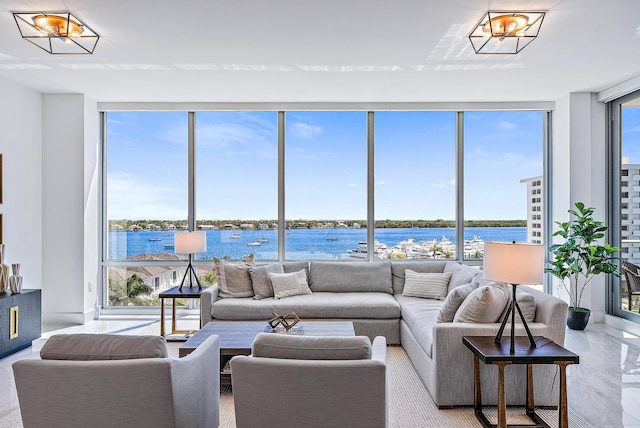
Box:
604;314;640;337
43;311;87;325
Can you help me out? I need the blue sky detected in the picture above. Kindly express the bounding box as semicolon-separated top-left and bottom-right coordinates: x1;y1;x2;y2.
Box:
106;110;543;221
623;107;640;164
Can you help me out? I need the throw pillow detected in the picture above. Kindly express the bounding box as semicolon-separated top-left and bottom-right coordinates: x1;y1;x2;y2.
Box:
268;269;312;299
444;261;482;294
215;254;255;298
436;282;478;323
249;263;284;300
40;334;168;360
453;282;510;323
497;288;537;323
401;270;452;300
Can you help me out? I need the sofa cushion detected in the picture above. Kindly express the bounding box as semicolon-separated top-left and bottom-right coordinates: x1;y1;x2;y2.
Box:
402;270;451;300
269;269;312;299
252;333;372;360
250;263;284;300
390;261;448;295
309;261;392;294
212;292;401;320
215;254;255;298
497;288;537;323
395;294;442;357
436;282;478;323
453;283;510;323
444;261;482;294
40;334;169;360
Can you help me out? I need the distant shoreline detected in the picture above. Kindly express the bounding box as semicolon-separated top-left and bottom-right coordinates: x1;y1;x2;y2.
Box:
108;219;527;231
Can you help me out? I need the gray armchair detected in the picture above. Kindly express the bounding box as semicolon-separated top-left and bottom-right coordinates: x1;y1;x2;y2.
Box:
231;333;388;428
13;334;220;428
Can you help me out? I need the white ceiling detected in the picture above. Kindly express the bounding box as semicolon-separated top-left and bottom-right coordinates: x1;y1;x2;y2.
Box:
0;0;639;103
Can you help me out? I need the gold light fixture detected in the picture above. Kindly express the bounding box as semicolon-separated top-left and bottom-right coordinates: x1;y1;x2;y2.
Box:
469;11;545;54
13;11;99;54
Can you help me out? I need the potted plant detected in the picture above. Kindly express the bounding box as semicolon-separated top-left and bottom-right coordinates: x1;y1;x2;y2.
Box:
545;202;619;330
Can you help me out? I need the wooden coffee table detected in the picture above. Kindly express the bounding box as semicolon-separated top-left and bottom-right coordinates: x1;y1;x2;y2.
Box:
179;320;356;384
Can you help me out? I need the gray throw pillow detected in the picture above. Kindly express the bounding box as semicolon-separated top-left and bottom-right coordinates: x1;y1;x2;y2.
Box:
453;282;510;323
497;288;537;323
252;333;372;360
215;254;255;298
249;263;284;300
436;282;478;323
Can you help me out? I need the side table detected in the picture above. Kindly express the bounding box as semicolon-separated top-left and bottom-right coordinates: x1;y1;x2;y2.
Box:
463;336;579;428
159;285;203;341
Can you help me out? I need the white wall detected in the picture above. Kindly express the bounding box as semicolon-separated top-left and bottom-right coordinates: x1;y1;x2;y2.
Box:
42;94;99;324
551;92;607;322
0;79;42;291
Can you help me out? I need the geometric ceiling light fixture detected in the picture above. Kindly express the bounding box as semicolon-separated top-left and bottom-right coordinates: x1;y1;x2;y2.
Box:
12;11;99;54
468;11;545;54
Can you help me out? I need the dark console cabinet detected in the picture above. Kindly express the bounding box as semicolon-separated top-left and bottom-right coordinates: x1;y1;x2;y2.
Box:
0;289;41;359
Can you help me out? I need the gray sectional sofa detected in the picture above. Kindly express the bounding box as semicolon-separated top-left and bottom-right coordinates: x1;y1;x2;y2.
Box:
200;259;568;407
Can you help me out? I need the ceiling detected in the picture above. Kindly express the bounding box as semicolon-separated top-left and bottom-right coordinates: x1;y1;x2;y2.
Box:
0;0;639;103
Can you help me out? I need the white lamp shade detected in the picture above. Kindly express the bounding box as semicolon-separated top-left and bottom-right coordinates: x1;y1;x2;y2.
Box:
174;231;207;254
482;241;544;285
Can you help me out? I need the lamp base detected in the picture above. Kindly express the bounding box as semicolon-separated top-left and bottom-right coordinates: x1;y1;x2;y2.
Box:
495;283;536;354
179;262;202;291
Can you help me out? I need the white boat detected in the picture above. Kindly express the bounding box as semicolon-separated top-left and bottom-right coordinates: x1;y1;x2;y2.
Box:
164;243;174;249
247;241;261;246
257;230;269;242
230;233;241;239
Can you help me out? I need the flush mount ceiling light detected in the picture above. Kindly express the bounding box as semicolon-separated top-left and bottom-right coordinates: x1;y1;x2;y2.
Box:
469;11;545;54
12;11;99;54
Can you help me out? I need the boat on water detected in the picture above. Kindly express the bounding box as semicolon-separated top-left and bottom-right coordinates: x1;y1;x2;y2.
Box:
347;241;387;259
164;244;174;249
257;230;269;242
148;237;162;241
247;241;261;246
230;233;241;239
326;230;338;241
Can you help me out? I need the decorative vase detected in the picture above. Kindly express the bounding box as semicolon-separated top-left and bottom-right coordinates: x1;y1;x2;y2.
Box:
0;244;8;294
567;307;590;330
8;264;22;294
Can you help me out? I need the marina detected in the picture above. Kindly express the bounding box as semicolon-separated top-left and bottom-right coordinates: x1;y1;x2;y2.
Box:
108;226;527;261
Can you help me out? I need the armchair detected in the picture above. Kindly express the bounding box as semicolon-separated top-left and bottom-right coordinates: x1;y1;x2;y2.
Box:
231;333;388;428
13;334;220;428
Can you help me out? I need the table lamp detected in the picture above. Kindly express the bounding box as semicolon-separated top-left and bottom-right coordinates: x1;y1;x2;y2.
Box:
175;231;207;291
483;241;545;354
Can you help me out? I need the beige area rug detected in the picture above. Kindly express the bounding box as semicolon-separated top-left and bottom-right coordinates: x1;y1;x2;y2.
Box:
0;322;592;428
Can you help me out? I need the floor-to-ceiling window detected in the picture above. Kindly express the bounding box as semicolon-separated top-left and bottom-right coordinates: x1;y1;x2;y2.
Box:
464;111;545;259
102;107;549;308
284;112;367;259
612;91;640;321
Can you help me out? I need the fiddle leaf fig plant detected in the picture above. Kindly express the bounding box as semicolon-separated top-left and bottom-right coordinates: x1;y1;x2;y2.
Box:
545;202;620;311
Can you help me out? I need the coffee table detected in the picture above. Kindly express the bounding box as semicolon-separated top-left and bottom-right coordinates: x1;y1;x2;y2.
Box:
179;320;356;384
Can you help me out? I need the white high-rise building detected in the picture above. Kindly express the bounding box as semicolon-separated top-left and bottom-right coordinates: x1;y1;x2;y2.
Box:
520;176;544;244
621;161;640;262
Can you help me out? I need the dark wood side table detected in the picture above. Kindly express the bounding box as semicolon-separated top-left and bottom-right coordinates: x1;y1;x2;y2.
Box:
159;285;203;341
463;336;579;428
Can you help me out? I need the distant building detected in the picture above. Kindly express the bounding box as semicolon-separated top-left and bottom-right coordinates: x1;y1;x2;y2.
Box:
621;161;640;262
520;176;543;244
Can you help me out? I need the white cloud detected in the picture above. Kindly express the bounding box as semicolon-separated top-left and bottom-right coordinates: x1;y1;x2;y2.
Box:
376;181;387;186
497;120;518;131
107;172;186;220
348;183;357;187
288;122;323;139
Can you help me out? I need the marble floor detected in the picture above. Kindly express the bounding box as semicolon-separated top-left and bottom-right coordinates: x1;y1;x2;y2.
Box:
1;315;639;427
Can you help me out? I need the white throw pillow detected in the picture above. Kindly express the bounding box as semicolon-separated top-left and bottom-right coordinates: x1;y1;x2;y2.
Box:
436;282;478;323
268;269;312;299
453;283;510;323
402;270;451;300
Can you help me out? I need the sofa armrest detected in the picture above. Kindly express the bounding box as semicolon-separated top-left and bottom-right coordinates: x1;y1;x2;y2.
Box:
199;284;219;325
371;336;387;365
520;286;568;345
